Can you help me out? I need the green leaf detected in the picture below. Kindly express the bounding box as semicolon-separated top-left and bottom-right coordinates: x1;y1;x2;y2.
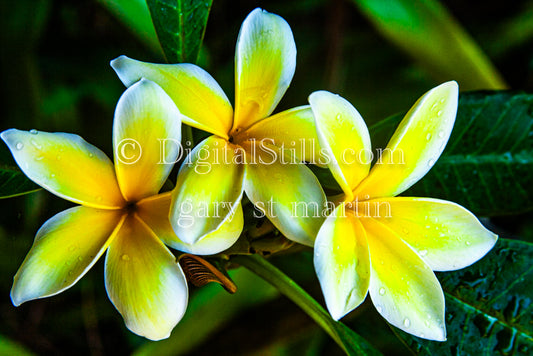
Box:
98;0;161;55
232;255;382;356
146;0;213;63
395;238;533;355
0;335;35;356
0;166;40;199
351;0;506;90
133;267;279;356
370;91;533;216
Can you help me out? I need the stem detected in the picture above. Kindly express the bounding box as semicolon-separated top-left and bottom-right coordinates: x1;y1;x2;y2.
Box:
231;254;349;353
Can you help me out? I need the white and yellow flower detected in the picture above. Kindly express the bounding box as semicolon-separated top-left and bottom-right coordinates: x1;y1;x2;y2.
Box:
308;82;497;340
2;79;190;340
110;8;326;248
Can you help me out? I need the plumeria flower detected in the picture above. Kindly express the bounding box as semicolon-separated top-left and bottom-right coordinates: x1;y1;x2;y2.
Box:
308;82;498;340
2;79;191;340
110;8;326;248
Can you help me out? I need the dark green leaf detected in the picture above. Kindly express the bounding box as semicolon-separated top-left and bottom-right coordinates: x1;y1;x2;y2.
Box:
396;238;533;355
351;0;506;90
0;166;39;199
232;255;382;356
369;91;533;216
146;0;213;63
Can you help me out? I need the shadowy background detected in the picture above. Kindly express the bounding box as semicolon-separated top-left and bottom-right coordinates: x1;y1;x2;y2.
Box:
0;0;532;354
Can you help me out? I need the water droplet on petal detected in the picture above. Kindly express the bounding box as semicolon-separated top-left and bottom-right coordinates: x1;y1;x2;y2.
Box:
426;133;432;141
466;241;471;246
376;305;383;313
403;318;411;328
122;254;130;261
88;153;94;158
15;142;24;150
437;110;443;116
29;129;38;135
50;173;55;178
379;287;386;295
428;159;435;167
438;130;445;138
30;139;42;149
35;156;44;161
419;249;428;257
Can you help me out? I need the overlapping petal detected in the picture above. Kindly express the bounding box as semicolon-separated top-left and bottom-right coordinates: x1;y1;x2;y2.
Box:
1;129;125;209
233;8;296;130
113;79;181;202
361;218;446;341
11;206;124;306
243;141;326;246
137;192;243;255
309;91;371;200
111;56;233;138
170;136;245;244
365;197;497;271
355;81;458;199
314;205;370;320
241;105;325;166
105;214;188;341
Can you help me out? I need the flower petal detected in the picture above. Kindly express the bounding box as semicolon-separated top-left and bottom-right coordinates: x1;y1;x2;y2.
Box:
137;192;243;255
243;141;326;246
113;79;181;202
105;214;188;340
11;206;123;306
314;204;370;320
240;105;325;166
309;91;371;200
170;136;244;244
355;81;458;199
1;129;125;209
111;56;233;138
364;197;497;271
361;217;446;341
233;8;296;130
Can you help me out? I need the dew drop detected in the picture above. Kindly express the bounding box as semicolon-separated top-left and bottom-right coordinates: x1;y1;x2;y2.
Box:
437;110;443;116
34;156;44;161
88;153;94;158
122;254;130;261
379;287;386;295
50;173;55;178
29;129;38;135
465;241;471;246
420;333;425;338
428;159;435;167
376;305;383;313
403;318;411;328
335;114;342;122
419;249;428;257
15;142;24;150
426;133;432;141
438;130;445;138
30;139;42;149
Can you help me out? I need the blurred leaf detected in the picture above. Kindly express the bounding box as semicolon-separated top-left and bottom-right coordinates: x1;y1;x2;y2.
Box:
0;335;35;356
98;0;161;54
146;0;213;63
396;238;533;355
133;267;279;356
0;166;39;199
352;0;507;90
369;91;533;216
233;255;382;356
